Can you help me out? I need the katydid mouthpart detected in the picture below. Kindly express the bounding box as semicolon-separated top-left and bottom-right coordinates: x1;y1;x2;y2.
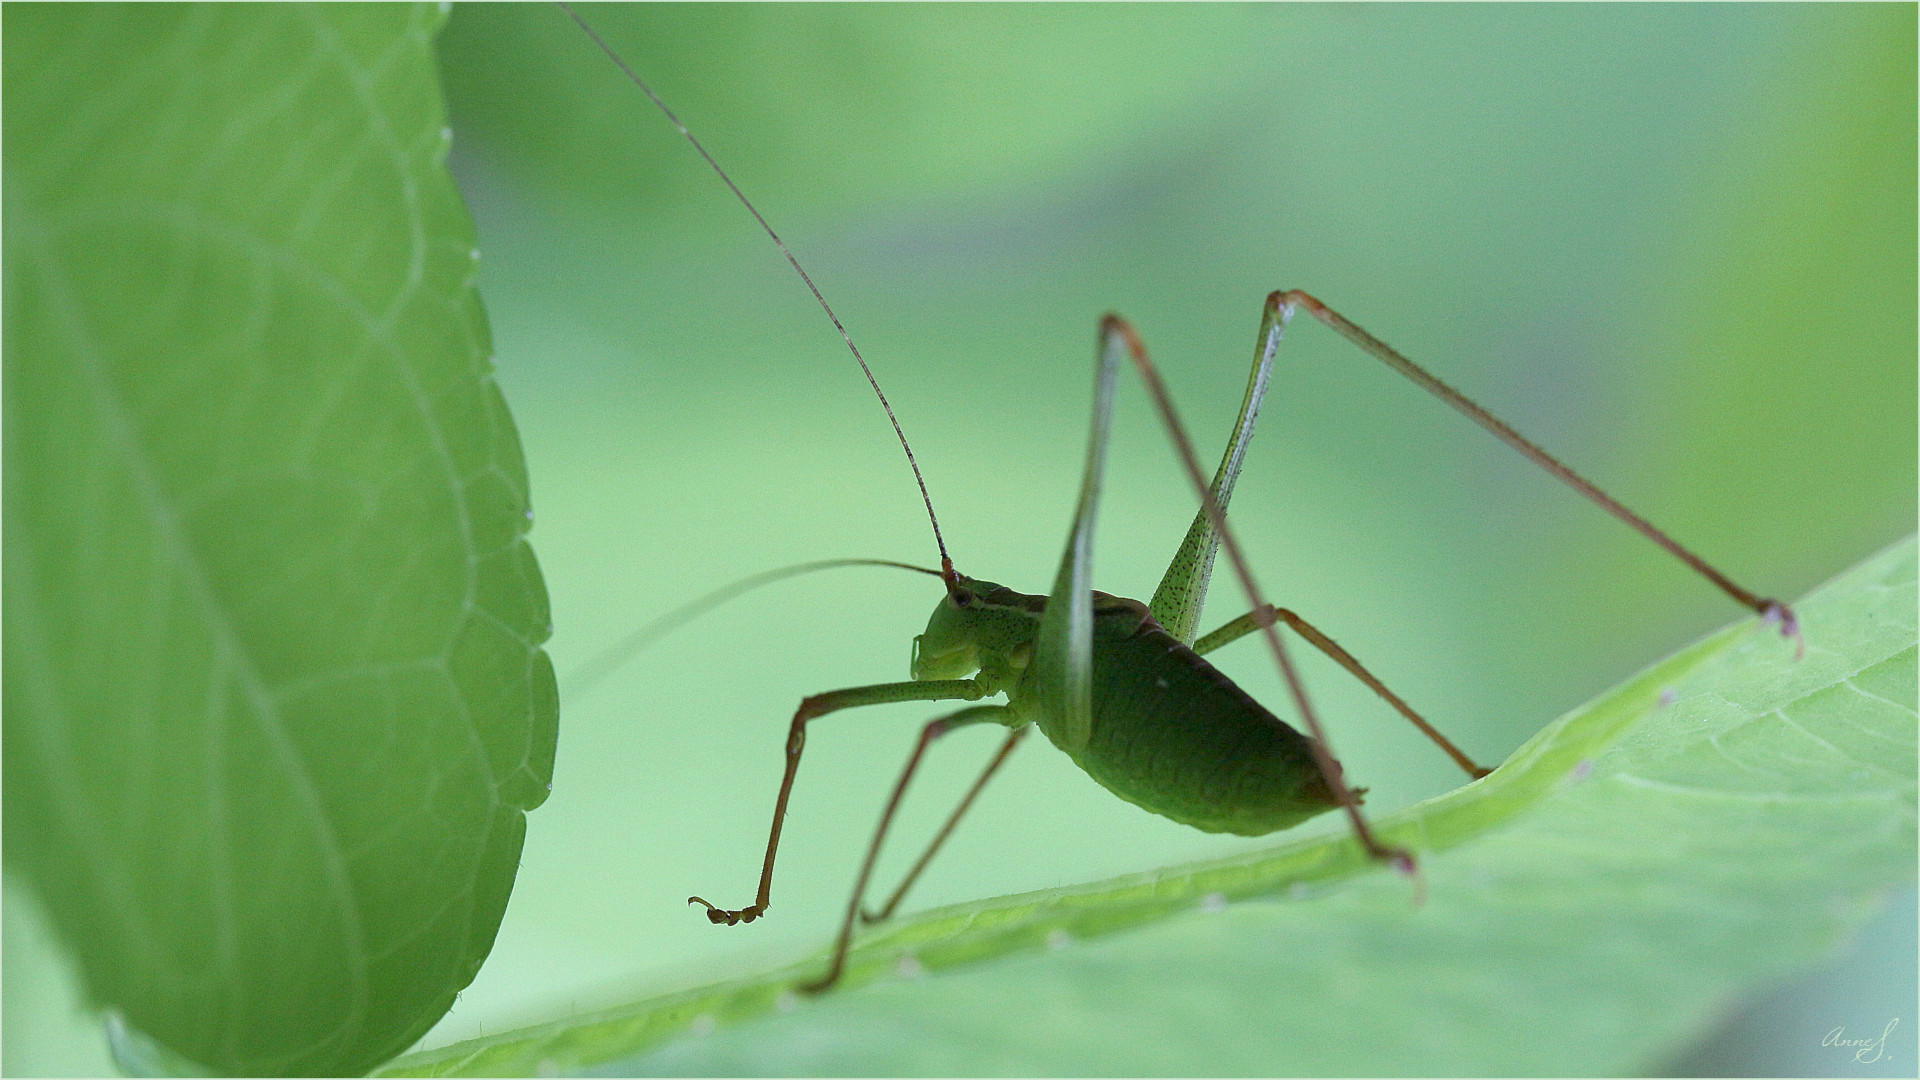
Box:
561;5;1801;995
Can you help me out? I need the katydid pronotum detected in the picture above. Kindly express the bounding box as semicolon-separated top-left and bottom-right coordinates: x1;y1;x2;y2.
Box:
563;7;1801;994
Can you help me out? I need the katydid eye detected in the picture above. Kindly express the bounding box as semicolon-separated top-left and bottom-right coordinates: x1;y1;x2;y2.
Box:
951;588;974;607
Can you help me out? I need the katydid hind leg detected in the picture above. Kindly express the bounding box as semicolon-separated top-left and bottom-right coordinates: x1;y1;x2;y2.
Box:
1272;289;1797;648
1103;315;1414;873
803;705;1014;995
1029;322;1130;758
687;679;986;927
1148;301;1284;646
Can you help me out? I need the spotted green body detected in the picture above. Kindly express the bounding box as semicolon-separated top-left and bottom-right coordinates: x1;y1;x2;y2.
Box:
914;578;1337;834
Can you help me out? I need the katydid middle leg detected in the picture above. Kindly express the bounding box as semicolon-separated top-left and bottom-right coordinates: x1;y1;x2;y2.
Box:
804;704;1015;994
859;724;1030;926
1196;604;1491;779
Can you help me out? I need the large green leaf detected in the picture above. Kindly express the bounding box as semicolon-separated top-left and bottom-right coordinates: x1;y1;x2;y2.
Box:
385;537;1913;1076
4;5;556;1075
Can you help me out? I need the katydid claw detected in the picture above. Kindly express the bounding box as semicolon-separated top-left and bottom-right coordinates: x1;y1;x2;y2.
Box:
688;896;761;925
1760;600;1805;661
1397;852;1427;907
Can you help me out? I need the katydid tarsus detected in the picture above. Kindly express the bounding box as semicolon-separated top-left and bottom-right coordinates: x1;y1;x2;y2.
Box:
562;6;1801;995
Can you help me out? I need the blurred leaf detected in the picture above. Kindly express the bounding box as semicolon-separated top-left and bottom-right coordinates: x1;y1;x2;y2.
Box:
385;538;1914;1076
4;5;555;1075
1631;1;1916;606
440;4;1278;220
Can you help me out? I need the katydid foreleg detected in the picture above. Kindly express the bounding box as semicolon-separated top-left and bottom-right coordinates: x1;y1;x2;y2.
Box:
686;679;988;927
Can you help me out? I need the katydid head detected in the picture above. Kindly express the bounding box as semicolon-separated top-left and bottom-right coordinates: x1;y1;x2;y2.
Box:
911;574;1037;685
912;575;992;681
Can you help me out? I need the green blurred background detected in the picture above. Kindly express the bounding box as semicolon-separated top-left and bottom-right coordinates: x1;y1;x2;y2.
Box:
8;3;1913;1074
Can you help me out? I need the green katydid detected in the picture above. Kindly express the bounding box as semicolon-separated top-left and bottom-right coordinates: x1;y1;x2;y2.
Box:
562;6;1801;995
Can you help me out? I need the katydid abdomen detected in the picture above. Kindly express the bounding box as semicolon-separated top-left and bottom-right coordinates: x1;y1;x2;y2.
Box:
1064;611;1341;836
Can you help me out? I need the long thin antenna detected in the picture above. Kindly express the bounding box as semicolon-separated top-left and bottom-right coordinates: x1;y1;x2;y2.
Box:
563;558;943;701
560;3;954;580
